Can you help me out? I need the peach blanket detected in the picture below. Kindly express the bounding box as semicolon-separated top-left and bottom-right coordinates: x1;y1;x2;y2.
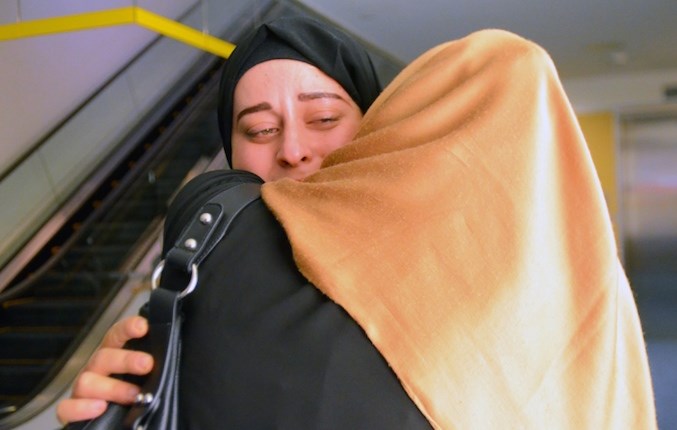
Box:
262;29;656;429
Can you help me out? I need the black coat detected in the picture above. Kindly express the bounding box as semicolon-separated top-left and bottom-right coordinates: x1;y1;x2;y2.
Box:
168;171;431;429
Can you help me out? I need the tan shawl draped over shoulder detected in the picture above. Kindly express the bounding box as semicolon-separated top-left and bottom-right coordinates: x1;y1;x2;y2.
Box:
261;29;656;429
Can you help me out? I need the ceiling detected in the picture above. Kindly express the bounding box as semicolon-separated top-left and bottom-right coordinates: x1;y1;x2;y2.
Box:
296;0;677;80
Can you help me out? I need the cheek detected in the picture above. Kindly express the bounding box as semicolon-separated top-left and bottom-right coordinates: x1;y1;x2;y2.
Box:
231;140;273;175
322;121;361;155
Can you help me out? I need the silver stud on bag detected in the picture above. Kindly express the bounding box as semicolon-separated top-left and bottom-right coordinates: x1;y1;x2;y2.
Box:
135;392;154;405
184;238;198;250
199;212;213;225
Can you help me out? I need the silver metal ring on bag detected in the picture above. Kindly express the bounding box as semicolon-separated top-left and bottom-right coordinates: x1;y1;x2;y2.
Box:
151;260;199;298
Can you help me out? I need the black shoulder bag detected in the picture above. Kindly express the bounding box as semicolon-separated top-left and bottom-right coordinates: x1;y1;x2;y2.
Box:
66;182;261;430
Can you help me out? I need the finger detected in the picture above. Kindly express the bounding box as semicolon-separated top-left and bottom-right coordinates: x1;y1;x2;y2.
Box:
101;316;148;349
71;370;141;404
56;398;108;425
84;347;153;377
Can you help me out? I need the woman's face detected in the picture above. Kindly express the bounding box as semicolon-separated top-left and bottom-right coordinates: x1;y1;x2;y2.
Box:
231;59;363;181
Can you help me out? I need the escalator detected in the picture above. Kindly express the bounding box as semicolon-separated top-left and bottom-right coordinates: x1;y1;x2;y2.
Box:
0;59;226;426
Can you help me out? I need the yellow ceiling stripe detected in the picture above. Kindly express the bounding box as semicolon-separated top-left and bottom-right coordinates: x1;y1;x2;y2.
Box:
134;7;235;58
0;6;234;58
0;7;134;39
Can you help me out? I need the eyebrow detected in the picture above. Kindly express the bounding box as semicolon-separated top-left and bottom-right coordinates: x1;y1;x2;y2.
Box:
236;102;272;122
236;92;349;122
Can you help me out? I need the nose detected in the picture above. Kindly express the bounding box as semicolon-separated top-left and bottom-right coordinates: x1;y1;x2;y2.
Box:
276;126;312;168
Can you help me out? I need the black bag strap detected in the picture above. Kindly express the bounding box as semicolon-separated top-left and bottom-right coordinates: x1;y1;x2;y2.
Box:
123;288;183;430
126;182;262;429
165;182;263;276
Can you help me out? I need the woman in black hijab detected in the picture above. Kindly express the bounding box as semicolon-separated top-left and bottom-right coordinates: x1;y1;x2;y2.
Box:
57;16;431;429
217;15;382;167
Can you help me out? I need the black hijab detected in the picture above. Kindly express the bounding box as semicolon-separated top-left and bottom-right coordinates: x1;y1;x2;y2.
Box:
217;15;383;165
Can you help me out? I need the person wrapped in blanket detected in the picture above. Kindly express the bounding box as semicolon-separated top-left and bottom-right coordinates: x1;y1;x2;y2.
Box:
57;14;656;429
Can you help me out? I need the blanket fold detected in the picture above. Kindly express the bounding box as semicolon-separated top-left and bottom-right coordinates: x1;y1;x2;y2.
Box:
262;29;656;429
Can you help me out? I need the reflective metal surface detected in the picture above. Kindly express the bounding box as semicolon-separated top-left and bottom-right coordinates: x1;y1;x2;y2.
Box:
620;107;677;430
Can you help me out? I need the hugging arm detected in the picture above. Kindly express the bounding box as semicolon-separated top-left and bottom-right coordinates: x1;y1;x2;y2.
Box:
56;316;154;424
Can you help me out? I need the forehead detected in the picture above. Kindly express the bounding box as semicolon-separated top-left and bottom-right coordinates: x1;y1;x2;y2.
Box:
233;59;351;104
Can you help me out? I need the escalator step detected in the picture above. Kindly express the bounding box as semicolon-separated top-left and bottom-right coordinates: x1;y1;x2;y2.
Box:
152;182;184;201
30;271;116;298
109;199;165;223
59;245;132;273
0;329;77;360
88;221;150;246
0;363;52;396
1;298;97;327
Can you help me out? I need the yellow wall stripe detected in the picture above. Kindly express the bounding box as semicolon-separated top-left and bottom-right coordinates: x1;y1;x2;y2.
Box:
0;6;234;58
578;111;619;239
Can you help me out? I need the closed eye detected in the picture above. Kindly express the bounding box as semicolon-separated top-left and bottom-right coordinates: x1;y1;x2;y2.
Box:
247;127;279;139
309;116;340;129
315;117;338;123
